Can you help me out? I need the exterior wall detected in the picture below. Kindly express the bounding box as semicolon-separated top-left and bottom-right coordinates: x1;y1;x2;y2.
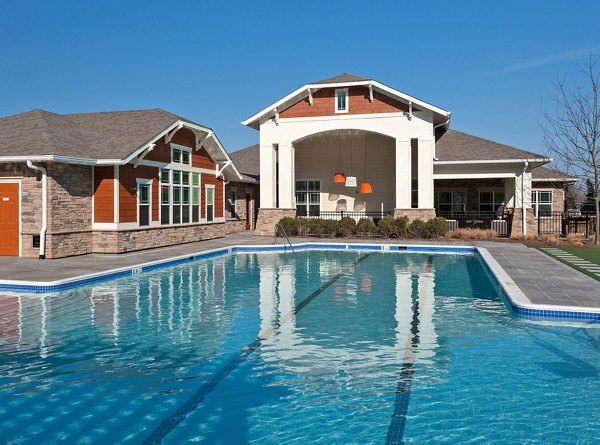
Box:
433;178;506;212
255;208;296;236
145;127;196;163
118;164;159;223
393;209;436;220
192;147;216;170
295;131;396;213
201;173;224;218
280;86;411;119
532;182;565;212
509;208;537;238
94;166;114;223
225;182;259;230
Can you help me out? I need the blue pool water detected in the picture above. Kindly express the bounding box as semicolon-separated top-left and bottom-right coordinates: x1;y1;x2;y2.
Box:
0;250;599;444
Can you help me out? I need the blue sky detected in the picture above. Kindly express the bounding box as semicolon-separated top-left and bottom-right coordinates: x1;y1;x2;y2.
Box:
1;1;599;159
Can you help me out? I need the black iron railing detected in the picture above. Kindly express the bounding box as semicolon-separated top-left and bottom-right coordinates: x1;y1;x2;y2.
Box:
537;211;596;237
296;209;393;222
437;211;511;237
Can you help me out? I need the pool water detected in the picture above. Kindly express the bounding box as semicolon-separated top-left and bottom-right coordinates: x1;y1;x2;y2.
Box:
0;250;599;444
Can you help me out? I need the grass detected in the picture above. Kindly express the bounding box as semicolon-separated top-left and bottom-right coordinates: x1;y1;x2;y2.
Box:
538;246;600;282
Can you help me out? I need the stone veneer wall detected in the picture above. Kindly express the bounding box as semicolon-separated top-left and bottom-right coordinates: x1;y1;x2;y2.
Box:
509;208;537;238
393;208;437;220
254;208;296;236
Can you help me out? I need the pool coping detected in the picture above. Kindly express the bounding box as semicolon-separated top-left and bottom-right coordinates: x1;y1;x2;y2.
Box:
0;241;598;321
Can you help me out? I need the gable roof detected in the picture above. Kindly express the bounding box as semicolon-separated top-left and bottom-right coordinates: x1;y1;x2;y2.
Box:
531;165;577;182
0;108;242;179
229;144;259;183
242;73;451;129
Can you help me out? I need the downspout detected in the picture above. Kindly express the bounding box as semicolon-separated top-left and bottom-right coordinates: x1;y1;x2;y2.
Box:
26;161;47;259
521;160;529;237
432;113;451;161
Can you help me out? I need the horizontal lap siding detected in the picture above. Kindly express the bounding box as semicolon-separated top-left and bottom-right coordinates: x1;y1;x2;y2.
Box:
119;164;159;223
145;128;196;163
93;166;114;223
201;173;224;218
192;147;215;170
280;86;411;118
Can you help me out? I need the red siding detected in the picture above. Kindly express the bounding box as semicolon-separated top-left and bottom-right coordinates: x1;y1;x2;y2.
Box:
280;86;412;119
192;147;216;170
145;128;196;163
118;164;159;223
201;173;224;218
93;166;114;223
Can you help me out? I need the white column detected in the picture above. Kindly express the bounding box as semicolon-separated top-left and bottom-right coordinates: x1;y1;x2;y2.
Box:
395;139;411;209
278;143;295;208
504;177;516;208
515;170;532;209
417;139;434;208
259;144;276;208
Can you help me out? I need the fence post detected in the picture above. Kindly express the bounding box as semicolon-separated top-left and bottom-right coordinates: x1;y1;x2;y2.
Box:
537;212;541;236
586;214;589;239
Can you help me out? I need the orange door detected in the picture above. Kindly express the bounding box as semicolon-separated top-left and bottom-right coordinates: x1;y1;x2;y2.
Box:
0;183;19;256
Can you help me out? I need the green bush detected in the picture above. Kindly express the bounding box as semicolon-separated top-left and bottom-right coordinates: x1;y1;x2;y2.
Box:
278;217;298;236
377;216;398;238
408;218;428;238
395;216;409;237
308;218;324;237
322;219;339;237
356;218;377;236
296;218;310;236
337;217;357;237
426;217;448;238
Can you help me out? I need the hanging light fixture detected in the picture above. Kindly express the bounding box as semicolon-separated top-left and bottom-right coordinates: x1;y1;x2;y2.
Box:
333;130;346;183
360;132;372;194
345;131;357;187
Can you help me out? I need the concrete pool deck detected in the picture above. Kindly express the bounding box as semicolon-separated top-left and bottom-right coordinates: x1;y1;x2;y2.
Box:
0;232;599;313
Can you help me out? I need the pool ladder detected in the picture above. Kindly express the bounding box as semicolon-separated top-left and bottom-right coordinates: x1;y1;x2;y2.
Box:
274;223;295;252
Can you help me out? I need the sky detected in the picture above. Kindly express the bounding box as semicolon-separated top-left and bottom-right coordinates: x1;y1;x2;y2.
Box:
1;1;599;162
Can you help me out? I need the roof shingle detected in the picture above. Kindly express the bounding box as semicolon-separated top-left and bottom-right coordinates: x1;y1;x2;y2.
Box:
311;73;371;85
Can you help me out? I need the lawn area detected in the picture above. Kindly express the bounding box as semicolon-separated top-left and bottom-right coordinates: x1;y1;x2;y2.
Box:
539;246;600;282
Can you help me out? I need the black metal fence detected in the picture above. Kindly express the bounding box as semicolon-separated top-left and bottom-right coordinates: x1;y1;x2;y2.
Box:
437;211;512;237
296;210;392;222
537;211;596;237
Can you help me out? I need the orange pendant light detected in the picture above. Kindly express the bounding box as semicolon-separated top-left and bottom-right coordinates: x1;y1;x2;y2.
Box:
334;172;346;183
360;182;373;194
333;130;346;183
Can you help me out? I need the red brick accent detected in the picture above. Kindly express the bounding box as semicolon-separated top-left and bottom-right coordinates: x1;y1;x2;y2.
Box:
93;166;114;223
279;86;412;119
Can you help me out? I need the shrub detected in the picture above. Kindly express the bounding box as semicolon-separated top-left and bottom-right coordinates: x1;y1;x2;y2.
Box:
448;228;497;240
378;216;399;238
308;218;324;237
278;217;297;236
356;218;377;236
337;217;357;237
408;218;428;238
566;233;582;247
395;216;409;237
296;218;310;236
426;217;448;238
322;219;339;237
541;233;560;246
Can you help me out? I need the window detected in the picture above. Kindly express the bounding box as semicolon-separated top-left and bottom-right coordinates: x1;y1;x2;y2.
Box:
335;89;348;113
230;190;237;218
172;146;190;165
532;190;552;217
479;191;505;213
160;168;201;225
296;180;320;216
438;191;466;216
192;173;200;223
138;182;151;227
206;186;215;222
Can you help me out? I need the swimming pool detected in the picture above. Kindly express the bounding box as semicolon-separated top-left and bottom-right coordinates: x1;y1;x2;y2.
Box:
0;249;599;443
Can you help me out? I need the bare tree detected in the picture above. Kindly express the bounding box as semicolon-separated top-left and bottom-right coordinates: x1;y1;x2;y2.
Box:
543;56;600;244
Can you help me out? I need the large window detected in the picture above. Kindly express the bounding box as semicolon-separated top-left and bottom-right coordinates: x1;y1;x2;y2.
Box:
532;190;553;217
138;182;151;227
160;168;200;225
335;89;348;113
296;180;320;216
438;191;466;216
479;191;505;213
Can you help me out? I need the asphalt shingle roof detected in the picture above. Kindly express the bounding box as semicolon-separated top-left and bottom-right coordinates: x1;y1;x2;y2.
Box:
0;108;183;160
229;144;259;183
311;73;371;84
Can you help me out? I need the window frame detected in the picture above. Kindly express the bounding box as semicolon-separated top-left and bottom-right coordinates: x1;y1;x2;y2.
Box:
136;178;153;227
171;144;192;165
295;179;321;216
230;190;237;218
206;184;215;222
478;190;505;213
437;191;466;217
335;88;349;113
532;190;553;217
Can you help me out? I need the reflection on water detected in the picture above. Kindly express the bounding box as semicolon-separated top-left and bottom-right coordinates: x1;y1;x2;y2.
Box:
0;251;517;444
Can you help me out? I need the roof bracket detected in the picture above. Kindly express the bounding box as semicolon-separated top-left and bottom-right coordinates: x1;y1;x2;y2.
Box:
308;88;313;106
274;107;279;126
196;131;214;151
216;160;232;178
408;101;413;120
133;143;155;168
165;122;184;144
368;84;373;103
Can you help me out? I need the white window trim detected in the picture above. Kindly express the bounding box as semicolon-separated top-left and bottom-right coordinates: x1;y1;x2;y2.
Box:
206;184;215;222
230;190;237;218
171;143;192;165
532;189;553;217
295;179;321;214
136;178;153;227
335;88;349;113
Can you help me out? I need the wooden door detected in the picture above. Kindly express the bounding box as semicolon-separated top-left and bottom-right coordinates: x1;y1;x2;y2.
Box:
0;183;19;256
245;193;251;230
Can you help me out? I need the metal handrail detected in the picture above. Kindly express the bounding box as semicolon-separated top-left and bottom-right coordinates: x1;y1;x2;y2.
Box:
274;223;295;252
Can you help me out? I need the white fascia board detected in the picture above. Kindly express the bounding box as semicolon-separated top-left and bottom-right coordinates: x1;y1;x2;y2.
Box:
241;80;451;129
204;132;244;180
434;158;551;165
533;177;578;183
434;173;517;179
0;155;119;165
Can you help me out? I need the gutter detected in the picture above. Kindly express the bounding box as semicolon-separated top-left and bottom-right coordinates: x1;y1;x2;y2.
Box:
432;114;451;161
26;161;47;259
521;160;529;237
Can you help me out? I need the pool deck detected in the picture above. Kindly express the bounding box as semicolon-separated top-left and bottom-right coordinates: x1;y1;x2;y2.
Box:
0;232;599;313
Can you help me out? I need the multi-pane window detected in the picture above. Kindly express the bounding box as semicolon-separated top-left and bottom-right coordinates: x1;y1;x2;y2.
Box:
160;169;201;225
296;180;320;216
335;89;348;113
172;146;190;165
206;186;215;222
138;183;151;227
438;191;466;216
230;191;237;218
479;191;505;213
532;190;553;217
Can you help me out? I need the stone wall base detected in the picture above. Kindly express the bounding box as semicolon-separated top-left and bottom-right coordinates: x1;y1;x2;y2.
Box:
393;208;437;221
509;208;537;238
254;208;296;236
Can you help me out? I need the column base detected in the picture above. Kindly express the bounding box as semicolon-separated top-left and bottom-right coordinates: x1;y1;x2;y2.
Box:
254;208;296;236
509;208;536;238
393;208;436;221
